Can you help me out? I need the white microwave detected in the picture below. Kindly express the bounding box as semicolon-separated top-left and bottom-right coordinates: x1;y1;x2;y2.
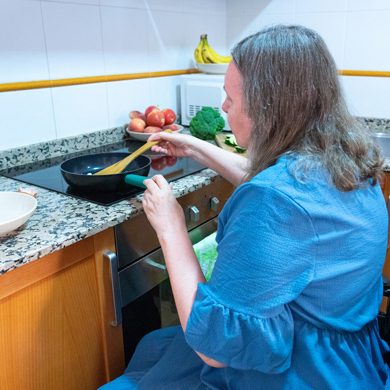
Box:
180;74;231;130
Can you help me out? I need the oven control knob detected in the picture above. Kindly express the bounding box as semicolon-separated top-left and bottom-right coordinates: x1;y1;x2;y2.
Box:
188;206;200;222
210;197;220;212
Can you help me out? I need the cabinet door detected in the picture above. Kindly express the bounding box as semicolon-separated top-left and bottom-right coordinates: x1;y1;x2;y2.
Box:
380;171;390;206
380;173;390;278
0;228;124;390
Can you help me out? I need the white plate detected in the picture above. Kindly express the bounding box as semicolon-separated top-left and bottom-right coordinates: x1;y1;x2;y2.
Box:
196;63;229;75
126;125;184;142
0;192;37;236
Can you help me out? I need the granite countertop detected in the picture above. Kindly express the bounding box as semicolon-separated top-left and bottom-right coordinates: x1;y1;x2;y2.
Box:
0;168;219;275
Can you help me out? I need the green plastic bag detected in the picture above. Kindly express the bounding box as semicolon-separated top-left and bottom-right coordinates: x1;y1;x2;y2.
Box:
193;232;218;282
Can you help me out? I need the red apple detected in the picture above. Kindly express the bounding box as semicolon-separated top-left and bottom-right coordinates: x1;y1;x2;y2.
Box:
145;105;160;117
129;110;146;122
162;124;180;131
146;111;165;127
129;118;146;133
165;156;177;166
144;126;163;133
151;157;167;171
161;109;176;125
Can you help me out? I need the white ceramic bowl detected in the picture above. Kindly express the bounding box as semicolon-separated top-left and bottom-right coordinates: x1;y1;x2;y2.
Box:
0;192;37;236
126;125;184;142
196;63;229;75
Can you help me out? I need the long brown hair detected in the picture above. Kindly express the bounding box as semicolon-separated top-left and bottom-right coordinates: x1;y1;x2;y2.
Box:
231;24;383;191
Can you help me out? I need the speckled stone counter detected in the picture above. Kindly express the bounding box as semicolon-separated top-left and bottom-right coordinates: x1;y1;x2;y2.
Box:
0;168;219;274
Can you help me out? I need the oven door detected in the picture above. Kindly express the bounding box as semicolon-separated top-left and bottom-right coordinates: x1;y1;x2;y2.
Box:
118;217;218;364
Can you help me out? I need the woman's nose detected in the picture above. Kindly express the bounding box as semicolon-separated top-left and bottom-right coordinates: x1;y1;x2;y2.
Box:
222;100;228;113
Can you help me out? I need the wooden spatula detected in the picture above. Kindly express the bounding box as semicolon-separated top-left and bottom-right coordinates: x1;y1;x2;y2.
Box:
94;129;172;176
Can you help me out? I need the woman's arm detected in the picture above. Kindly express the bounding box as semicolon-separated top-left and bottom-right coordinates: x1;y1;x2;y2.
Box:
158;227;226;367
148;132;248;187
142;175;226;367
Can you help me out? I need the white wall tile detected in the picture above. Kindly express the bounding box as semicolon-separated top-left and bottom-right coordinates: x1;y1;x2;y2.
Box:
51;83;109;138
146;9;191;72
147;0;226;15
147;10;226;72
100;0;226;15
99;0;145;9
248;13;295;34
0;0;49;83
295;12;346;69
43;0;99;4
226;16;251;51
0;89;56;150
106;78;151;128
347;0;390;12
296;0;347;13
257;0;295;14
227;0;294;16
101;7;149;75
341;76;390;119
150;76;181;116
226;1;295;54
343;11;390;71
41;2;105;79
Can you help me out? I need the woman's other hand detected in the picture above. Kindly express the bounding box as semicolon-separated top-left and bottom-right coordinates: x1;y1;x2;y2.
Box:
142;174;186;239
147;132;200;158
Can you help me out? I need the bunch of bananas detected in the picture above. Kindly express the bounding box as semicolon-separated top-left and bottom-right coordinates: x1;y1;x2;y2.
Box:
194;34;232;64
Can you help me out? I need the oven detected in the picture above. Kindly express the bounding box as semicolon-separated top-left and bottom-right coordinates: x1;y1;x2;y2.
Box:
104;177;234;365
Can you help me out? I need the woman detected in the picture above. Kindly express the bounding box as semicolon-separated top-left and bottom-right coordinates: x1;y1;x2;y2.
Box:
101;25;390;389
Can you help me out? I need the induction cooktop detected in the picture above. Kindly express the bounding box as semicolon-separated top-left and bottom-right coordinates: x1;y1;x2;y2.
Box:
0;140;206;206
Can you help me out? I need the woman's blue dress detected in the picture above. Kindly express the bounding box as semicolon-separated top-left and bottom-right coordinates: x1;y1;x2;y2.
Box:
100;156;390;389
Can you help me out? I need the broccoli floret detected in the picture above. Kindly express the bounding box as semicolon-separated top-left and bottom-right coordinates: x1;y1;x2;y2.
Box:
189;107;225;140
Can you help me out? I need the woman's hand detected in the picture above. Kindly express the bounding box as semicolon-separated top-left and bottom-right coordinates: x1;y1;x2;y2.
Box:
142;174;186;239
147;132;201;158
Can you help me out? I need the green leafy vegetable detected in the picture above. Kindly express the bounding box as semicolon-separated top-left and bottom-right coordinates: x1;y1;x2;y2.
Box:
189;107;225;140
234;146;246;153
225;135;246;153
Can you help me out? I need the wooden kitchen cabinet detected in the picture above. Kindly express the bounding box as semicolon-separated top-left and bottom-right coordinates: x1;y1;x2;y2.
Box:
0;228;125;390
379;172;390;313
380;171;390;208
380;172;390;279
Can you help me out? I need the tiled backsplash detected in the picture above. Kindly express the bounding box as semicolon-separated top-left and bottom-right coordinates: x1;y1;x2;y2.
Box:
0;126;125;171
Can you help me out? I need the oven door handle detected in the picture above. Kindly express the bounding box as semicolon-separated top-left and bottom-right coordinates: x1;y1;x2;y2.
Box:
144;258;167;273
104;251;123;326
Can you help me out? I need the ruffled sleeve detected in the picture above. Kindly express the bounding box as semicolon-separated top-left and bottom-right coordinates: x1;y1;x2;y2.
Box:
184;181;317;373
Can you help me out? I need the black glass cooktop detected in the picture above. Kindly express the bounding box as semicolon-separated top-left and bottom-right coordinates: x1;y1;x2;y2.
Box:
0;140;206;206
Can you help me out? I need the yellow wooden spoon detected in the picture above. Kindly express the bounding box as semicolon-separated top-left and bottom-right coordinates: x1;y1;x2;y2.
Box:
94;129;172;176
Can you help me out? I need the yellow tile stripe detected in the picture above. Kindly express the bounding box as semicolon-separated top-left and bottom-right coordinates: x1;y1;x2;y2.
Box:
339;70;390;77
0;69;388;93
0;69;202;93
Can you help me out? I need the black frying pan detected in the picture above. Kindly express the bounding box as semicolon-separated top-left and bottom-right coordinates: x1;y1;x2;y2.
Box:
60;153;151;192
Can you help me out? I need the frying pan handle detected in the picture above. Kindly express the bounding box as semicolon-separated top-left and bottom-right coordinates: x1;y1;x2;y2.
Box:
125;174;171;189
125;174;148;189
